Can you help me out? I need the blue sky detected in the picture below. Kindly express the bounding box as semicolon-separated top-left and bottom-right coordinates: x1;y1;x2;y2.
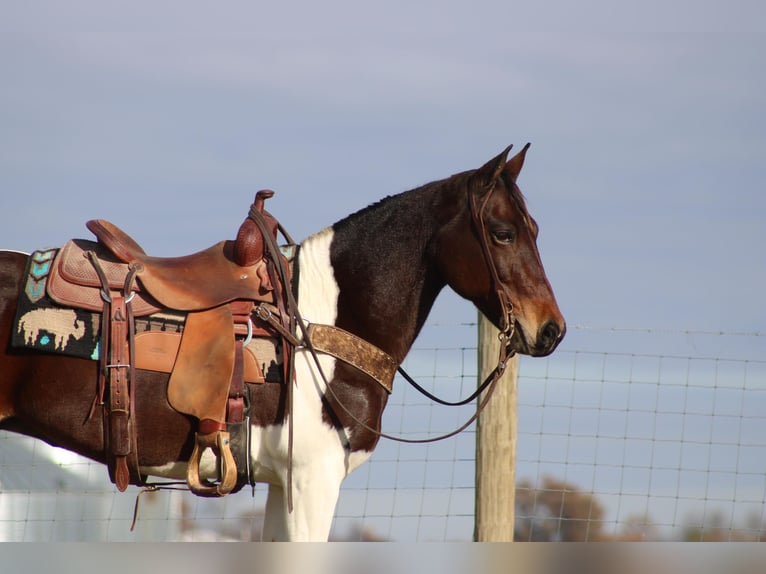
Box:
2;0;764;335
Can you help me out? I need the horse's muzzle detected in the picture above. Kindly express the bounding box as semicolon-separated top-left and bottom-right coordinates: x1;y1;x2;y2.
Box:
514;318;566;357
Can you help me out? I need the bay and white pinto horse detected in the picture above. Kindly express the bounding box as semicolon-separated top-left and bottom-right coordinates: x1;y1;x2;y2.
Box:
0;145;564;540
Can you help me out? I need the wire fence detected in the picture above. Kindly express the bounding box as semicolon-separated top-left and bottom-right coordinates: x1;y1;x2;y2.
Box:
515;335;766;541
1;322;764;541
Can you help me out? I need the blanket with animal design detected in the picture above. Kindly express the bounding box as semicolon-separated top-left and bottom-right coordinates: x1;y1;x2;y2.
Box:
11;248;103;359
12;248;183;362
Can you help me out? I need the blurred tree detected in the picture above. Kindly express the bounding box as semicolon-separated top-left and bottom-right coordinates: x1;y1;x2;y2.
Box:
681;510;766;542
515;476;766;542
614;513;659;541
515;476;606;541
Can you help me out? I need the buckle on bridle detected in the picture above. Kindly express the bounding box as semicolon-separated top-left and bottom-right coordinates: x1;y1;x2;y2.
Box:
497;290;515;337
497;290;516;363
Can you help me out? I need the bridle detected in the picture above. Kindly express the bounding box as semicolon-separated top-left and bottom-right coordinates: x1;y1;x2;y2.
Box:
396;180;517;407
259;178;517;424
468;179;517;356
246;182;517;508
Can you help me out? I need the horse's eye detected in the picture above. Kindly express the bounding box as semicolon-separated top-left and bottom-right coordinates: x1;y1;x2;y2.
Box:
491;228;516;245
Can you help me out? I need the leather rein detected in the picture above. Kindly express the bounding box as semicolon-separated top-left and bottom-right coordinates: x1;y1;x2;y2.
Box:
246;182;516;508
251;180;516;439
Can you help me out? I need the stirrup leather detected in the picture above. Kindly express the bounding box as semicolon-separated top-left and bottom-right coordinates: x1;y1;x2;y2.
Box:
187;430;238;497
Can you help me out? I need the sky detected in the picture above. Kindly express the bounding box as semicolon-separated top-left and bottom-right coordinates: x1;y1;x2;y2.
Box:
2;0;764;336
0;1;765;540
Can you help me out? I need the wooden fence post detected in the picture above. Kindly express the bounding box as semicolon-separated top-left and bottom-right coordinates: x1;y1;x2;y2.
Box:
474;312;518;542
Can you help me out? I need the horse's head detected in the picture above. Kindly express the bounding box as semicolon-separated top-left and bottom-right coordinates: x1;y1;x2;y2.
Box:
435;144;565;357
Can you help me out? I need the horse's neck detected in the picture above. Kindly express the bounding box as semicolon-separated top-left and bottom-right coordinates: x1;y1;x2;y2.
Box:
300;188;450;363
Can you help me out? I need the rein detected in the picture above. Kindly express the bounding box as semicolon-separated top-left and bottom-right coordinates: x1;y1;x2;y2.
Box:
246;181;516;504
395;180;519;409
303;182;516;443
396;364;496;407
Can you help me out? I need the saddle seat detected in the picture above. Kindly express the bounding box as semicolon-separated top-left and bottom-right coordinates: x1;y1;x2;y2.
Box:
85;194;279;312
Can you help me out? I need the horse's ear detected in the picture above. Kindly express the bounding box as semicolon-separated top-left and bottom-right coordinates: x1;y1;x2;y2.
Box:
505;142;531;182
471;145;513;189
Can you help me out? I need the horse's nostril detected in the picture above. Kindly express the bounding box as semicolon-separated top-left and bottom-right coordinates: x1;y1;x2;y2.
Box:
540;320;562;348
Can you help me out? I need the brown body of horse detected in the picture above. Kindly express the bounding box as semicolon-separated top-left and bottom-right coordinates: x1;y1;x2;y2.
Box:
0;144;565;540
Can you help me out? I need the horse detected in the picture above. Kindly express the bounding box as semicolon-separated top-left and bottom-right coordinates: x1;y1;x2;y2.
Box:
0;144;565;541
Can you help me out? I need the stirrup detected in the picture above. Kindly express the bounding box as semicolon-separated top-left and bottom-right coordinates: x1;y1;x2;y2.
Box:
187;430;238;497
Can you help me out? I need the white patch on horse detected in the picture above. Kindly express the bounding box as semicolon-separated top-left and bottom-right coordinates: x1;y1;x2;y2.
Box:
255;228;373;540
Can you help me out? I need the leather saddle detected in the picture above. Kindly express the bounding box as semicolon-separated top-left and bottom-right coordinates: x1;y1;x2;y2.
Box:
45;190;292;497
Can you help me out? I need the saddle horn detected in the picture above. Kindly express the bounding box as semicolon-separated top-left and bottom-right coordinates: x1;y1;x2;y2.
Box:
233;189;279;267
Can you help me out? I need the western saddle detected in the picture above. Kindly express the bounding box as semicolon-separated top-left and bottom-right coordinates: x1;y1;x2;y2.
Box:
46;190;295;497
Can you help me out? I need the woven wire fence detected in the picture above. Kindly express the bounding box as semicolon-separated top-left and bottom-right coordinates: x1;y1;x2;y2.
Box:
515;326;766;541
1;322;764;541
